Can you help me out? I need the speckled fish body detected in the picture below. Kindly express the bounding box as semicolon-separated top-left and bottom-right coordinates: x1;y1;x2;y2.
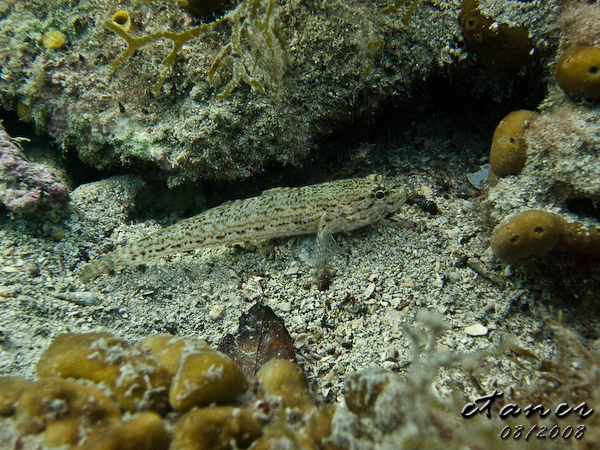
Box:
80;175;406;282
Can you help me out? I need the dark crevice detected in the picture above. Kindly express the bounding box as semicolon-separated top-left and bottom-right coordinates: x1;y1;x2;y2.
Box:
2;65;547;222
0;109;122;190
566;197;600;221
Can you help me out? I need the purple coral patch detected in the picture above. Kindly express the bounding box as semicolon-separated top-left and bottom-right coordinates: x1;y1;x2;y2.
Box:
0;124;69;219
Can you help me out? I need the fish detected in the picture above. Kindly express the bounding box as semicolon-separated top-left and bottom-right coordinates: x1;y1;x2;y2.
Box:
79;175;406;282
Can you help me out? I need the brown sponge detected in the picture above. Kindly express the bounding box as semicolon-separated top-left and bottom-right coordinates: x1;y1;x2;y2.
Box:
459;0;532;68
489;110;538;177
491;210;600;263
555;45;600;100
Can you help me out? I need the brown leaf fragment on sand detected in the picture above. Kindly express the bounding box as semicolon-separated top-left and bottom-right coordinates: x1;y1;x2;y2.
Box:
218;303;295;378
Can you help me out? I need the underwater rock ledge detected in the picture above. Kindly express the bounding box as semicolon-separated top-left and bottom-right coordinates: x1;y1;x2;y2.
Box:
0;0;559;186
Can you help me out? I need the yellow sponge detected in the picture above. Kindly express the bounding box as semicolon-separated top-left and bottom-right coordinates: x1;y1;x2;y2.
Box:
490;110;538;177
555;45;600;99
491;210;600;263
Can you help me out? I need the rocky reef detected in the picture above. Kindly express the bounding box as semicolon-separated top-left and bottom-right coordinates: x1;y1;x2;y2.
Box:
486;1;600;253
0;0;559;186
0;123;69;220
476;0;600;327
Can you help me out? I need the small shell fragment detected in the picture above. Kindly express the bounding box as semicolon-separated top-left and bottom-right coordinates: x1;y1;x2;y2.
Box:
53;292;99;306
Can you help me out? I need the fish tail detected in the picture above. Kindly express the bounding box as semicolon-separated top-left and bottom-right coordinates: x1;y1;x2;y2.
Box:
79;253;118;283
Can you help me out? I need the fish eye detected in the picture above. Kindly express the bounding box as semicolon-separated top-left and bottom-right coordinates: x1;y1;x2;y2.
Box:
374;190;387;200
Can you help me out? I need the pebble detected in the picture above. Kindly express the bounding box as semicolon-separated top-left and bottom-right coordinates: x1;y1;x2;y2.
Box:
446;227;461;239
464;323;488;336
285;264;300;275
445;271;462;284
381;361;398;370
461;200;476;212
294;333;309;349
201;281;212;294
278;301;292;313
421;185;434;197
0;286;19;297
208;304;226;320
383;347;398;362
363;283;376;299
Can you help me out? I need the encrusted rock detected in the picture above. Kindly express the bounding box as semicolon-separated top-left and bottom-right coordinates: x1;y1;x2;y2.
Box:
36;332;172;413
0;124;69;220
0;0;559;185
15;378;121;448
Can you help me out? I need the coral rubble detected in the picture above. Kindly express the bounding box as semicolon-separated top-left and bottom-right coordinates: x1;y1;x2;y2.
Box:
2;285;600;449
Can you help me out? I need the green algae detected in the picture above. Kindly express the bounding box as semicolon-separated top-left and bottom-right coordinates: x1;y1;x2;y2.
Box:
381;0;422;25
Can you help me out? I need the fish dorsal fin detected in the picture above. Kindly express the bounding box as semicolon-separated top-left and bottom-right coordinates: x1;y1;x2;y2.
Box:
261;186;294;196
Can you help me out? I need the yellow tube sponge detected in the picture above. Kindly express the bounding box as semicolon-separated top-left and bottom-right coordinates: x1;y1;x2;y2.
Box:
111;11;132;32
491;210;600;263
